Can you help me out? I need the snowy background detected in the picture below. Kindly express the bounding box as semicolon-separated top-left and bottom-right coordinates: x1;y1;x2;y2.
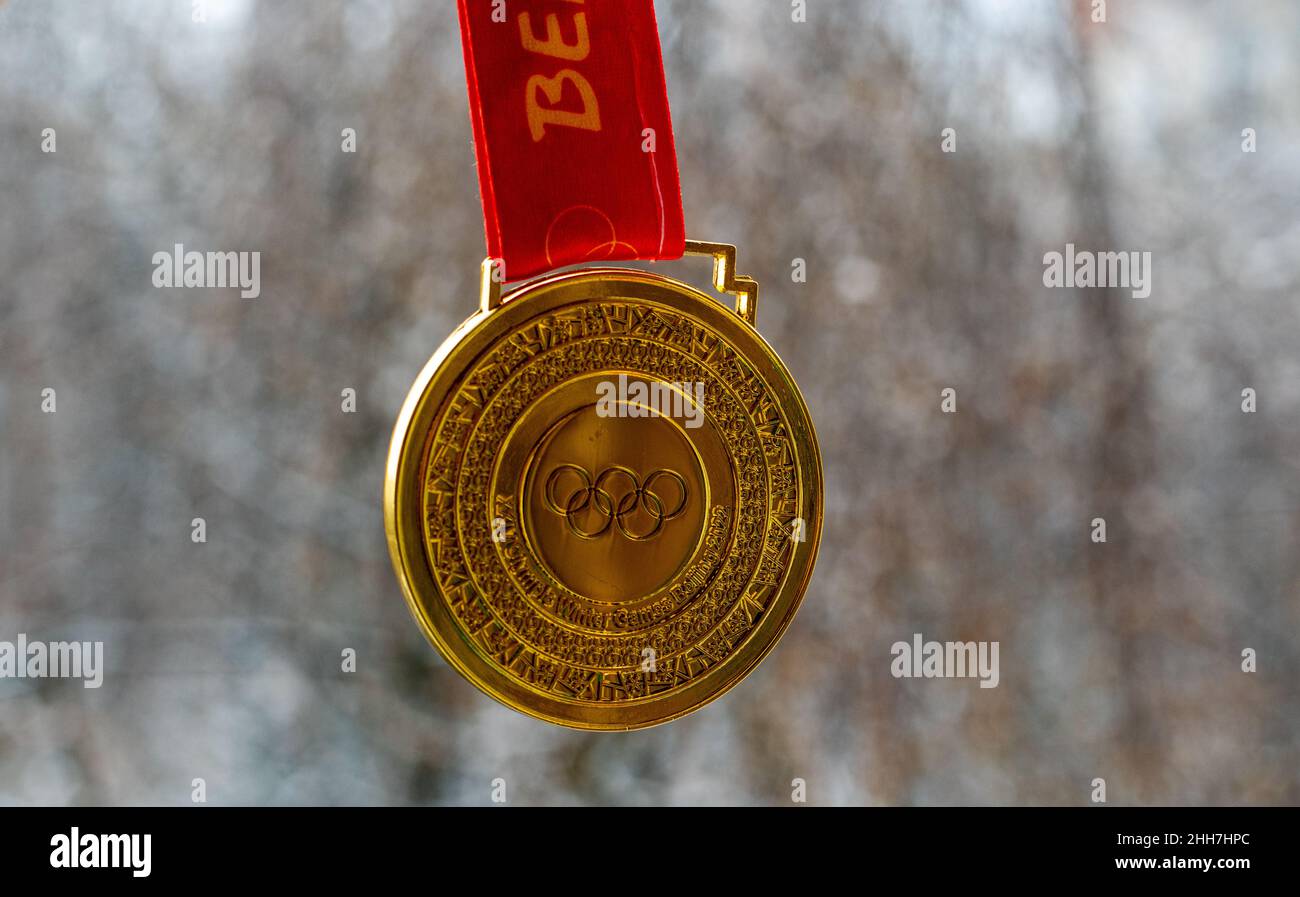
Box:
2;0;1298;804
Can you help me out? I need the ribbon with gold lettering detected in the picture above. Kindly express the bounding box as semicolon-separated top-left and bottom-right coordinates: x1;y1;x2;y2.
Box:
456;0;685;281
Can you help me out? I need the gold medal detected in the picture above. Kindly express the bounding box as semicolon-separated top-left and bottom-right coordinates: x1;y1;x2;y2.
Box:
385;242;822;729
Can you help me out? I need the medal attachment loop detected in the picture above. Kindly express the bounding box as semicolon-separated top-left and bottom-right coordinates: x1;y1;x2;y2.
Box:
682;240;758;326
481;257;506;313
480;241;758;326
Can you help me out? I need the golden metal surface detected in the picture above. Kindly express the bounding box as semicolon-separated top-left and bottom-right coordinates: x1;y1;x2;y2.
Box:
386;244;822;729
682;239;758;324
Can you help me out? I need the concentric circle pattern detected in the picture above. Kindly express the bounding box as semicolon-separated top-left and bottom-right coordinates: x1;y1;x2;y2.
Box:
386;270;821;729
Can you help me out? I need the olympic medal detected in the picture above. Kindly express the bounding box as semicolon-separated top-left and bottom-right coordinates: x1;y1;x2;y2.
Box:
385;246;822;729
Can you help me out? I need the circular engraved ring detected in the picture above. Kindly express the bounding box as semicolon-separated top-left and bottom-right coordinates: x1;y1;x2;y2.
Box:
385;268;823;730
544;464;689;541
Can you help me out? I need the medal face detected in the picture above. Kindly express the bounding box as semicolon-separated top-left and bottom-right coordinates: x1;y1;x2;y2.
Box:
385;266;822;729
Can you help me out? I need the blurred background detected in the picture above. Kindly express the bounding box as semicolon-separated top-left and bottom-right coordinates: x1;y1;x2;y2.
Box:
2;0;1299;805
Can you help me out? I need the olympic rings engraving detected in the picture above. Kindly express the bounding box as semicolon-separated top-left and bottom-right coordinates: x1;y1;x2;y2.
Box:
543;464;689;541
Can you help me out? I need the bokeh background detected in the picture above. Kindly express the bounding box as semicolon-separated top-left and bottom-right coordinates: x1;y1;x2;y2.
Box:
2;0;1299;805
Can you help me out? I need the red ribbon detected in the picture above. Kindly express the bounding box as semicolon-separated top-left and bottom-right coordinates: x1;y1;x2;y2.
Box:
456;0;685;281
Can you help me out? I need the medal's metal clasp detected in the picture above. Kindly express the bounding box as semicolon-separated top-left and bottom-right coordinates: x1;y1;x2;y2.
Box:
682;240;758;326
479;240;758;325
481;258;506;313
